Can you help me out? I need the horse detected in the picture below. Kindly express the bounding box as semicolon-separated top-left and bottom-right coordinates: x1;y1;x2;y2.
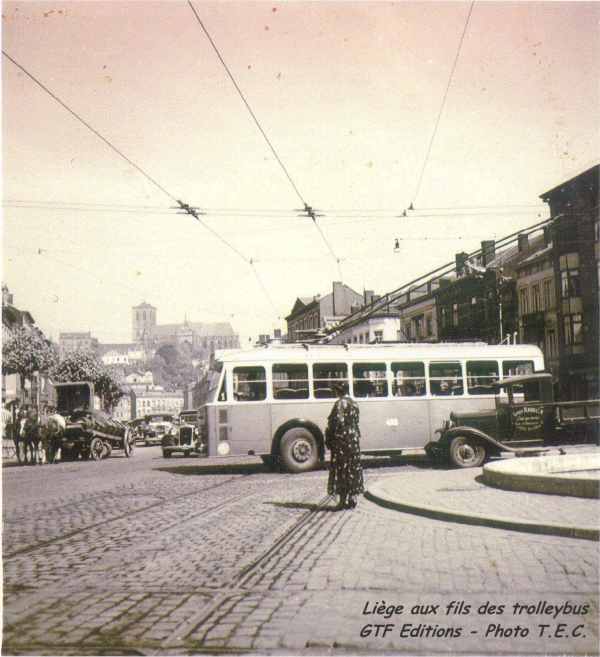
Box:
21;409;42;464
20;410;65;465
41;413;66;464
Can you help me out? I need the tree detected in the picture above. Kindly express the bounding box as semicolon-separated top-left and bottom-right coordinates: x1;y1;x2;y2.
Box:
52;350;103;384
52;351;123;411
95;368;124;412
2;328;58;402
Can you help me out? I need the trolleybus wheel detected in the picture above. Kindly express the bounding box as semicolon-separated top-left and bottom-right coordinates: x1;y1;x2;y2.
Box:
162;449;172;458
89;437;104;461
448;435;486;468
279;427;319;473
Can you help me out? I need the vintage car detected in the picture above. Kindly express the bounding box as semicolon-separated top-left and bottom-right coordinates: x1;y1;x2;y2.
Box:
161;410;206;458
431;372;600;468
55;381;134;460
142;413;175;446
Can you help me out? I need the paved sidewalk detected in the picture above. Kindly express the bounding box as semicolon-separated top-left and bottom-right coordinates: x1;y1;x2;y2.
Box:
366;447;600;541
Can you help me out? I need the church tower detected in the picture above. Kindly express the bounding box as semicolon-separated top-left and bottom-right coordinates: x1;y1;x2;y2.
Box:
132;302;157;343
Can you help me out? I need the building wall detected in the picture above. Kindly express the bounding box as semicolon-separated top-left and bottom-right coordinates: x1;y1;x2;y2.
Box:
113;392;133;422
331;315;401;344
515;251;559;378
436;272;517;344
541;165;599;399
132;392;184;418
398;296;438;342
59;332;99;354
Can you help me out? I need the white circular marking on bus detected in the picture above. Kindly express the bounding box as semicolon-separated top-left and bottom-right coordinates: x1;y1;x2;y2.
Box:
217;441;231;456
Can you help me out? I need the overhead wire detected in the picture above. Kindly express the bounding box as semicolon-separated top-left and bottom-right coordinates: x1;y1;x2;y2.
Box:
411;1;475;207
2;50;178;204
186;0;343;280
2;50;280;319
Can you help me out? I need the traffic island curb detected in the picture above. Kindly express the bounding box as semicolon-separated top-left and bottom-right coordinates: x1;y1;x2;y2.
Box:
365;481;600;542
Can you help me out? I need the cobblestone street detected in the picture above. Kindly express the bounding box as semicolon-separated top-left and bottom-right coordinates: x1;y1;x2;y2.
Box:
3;448;598;655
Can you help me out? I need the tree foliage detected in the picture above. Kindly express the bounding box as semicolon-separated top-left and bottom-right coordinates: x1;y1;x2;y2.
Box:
52;351;123;411
147;345;196;392
2;328;58;381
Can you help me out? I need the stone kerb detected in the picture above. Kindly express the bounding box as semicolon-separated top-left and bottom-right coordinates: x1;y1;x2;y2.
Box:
482;453;600;499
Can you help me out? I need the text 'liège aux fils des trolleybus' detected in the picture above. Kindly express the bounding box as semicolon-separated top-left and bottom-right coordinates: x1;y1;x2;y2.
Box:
196;342;544;473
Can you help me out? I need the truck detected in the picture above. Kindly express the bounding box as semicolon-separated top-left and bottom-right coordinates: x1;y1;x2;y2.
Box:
431;372;600;468
54;381;135;460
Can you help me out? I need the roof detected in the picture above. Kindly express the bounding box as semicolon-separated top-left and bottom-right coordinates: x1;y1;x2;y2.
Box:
213;342;544;364
486;233;547;271
495;372;553;387
516;243;553;268
152;322;236;337
540;164;599;200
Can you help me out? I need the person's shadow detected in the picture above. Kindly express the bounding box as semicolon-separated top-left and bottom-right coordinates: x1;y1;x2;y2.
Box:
264;501;338;512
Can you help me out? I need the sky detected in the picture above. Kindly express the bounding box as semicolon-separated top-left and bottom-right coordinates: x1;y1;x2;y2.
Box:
3;1;599;346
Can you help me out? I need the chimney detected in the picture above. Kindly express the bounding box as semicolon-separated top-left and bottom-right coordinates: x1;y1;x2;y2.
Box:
455;252;469;277
543;225;552;246
363;289;374;306
517;233;529;252
481;240;495;267
332;281;344;316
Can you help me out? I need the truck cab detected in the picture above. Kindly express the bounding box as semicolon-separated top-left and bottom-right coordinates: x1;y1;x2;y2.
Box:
438;373;556;467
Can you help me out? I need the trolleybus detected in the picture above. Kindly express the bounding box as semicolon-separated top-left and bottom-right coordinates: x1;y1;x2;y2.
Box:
198;342;545;472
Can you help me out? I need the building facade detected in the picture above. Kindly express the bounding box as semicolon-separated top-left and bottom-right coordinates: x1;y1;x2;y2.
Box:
514;230;558;379
2;285;54;406
540;164;599;400
59;331;99;354
286;282;364;342
132;390;184;419
112;391;133;422
330;312;402;344
131;303;239;353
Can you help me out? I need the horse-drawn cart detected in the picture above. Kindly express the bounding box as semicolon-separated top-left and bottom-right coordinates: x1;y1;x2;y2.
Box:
54;382;134;460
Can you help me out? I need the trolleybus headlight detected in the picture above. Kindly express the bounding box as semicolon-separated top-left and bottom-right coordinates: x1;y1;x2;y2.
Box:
217;441;230;456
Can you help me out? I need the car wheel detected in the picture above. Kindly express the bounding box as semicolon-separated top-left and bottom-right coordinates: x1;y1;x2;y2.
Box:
448;435;486;468
279;427;319;474
162;450;172;458
89;437;104;461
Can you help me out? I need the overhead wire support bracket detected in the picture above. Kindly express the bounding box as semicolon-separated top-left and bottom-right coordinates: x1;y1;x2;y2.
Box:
173;200;206;219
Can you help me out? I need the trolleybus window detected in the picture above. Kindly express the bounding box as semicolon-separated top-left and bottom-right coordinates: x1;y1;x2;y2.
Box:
352;363;388;398
466;361;499;395
429;362;464;396
391;362;426;397
502;360;534;395
272;364;309;400
502;360;534;377
312;362;348;398
233;366;266;402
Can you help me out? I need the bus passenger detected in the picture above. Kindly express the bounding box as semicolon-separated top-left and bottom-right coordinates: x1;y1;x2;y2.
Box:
325;382;364;510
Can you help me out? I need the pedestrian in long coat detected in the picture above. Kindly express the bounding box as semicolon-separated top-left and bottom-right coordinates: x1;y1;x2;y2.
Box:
325;382;364;510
